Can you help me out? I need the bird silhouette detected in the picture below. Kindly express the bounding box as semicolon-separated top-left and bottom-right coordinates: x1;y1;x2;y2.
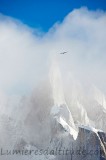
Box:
60;51;67;54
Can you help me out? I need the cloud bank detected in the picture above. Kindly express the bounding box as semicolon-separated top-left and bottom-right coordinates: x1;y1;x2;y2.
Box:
0;7;106;95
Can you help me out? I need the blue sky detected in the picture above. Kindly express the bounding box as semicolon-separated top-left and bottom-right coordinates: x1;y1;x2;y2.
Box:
0;0;106;31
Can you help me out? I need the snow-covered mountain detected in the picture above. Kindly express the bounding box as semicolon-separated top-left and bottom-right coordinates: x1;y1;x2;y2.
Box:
0;59;106;159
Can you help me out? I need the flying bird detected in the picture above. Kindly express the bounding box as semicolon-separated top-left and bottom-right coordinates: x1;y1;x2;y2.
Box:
60;51;67;54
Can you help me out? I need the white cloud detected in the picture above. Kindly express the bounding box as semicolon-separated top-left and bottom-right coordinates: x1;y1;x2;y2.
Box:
0;8;106;95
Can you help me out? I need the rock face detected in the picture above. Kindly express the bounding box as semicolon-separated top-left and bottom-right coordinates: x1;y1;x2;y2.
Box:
49;125;106;160
98;131;106;160
49;104;106;160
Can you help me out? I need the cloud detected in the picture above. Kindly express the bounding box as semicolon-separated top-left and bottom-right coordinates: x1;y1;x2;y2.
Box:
0;7;106;95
